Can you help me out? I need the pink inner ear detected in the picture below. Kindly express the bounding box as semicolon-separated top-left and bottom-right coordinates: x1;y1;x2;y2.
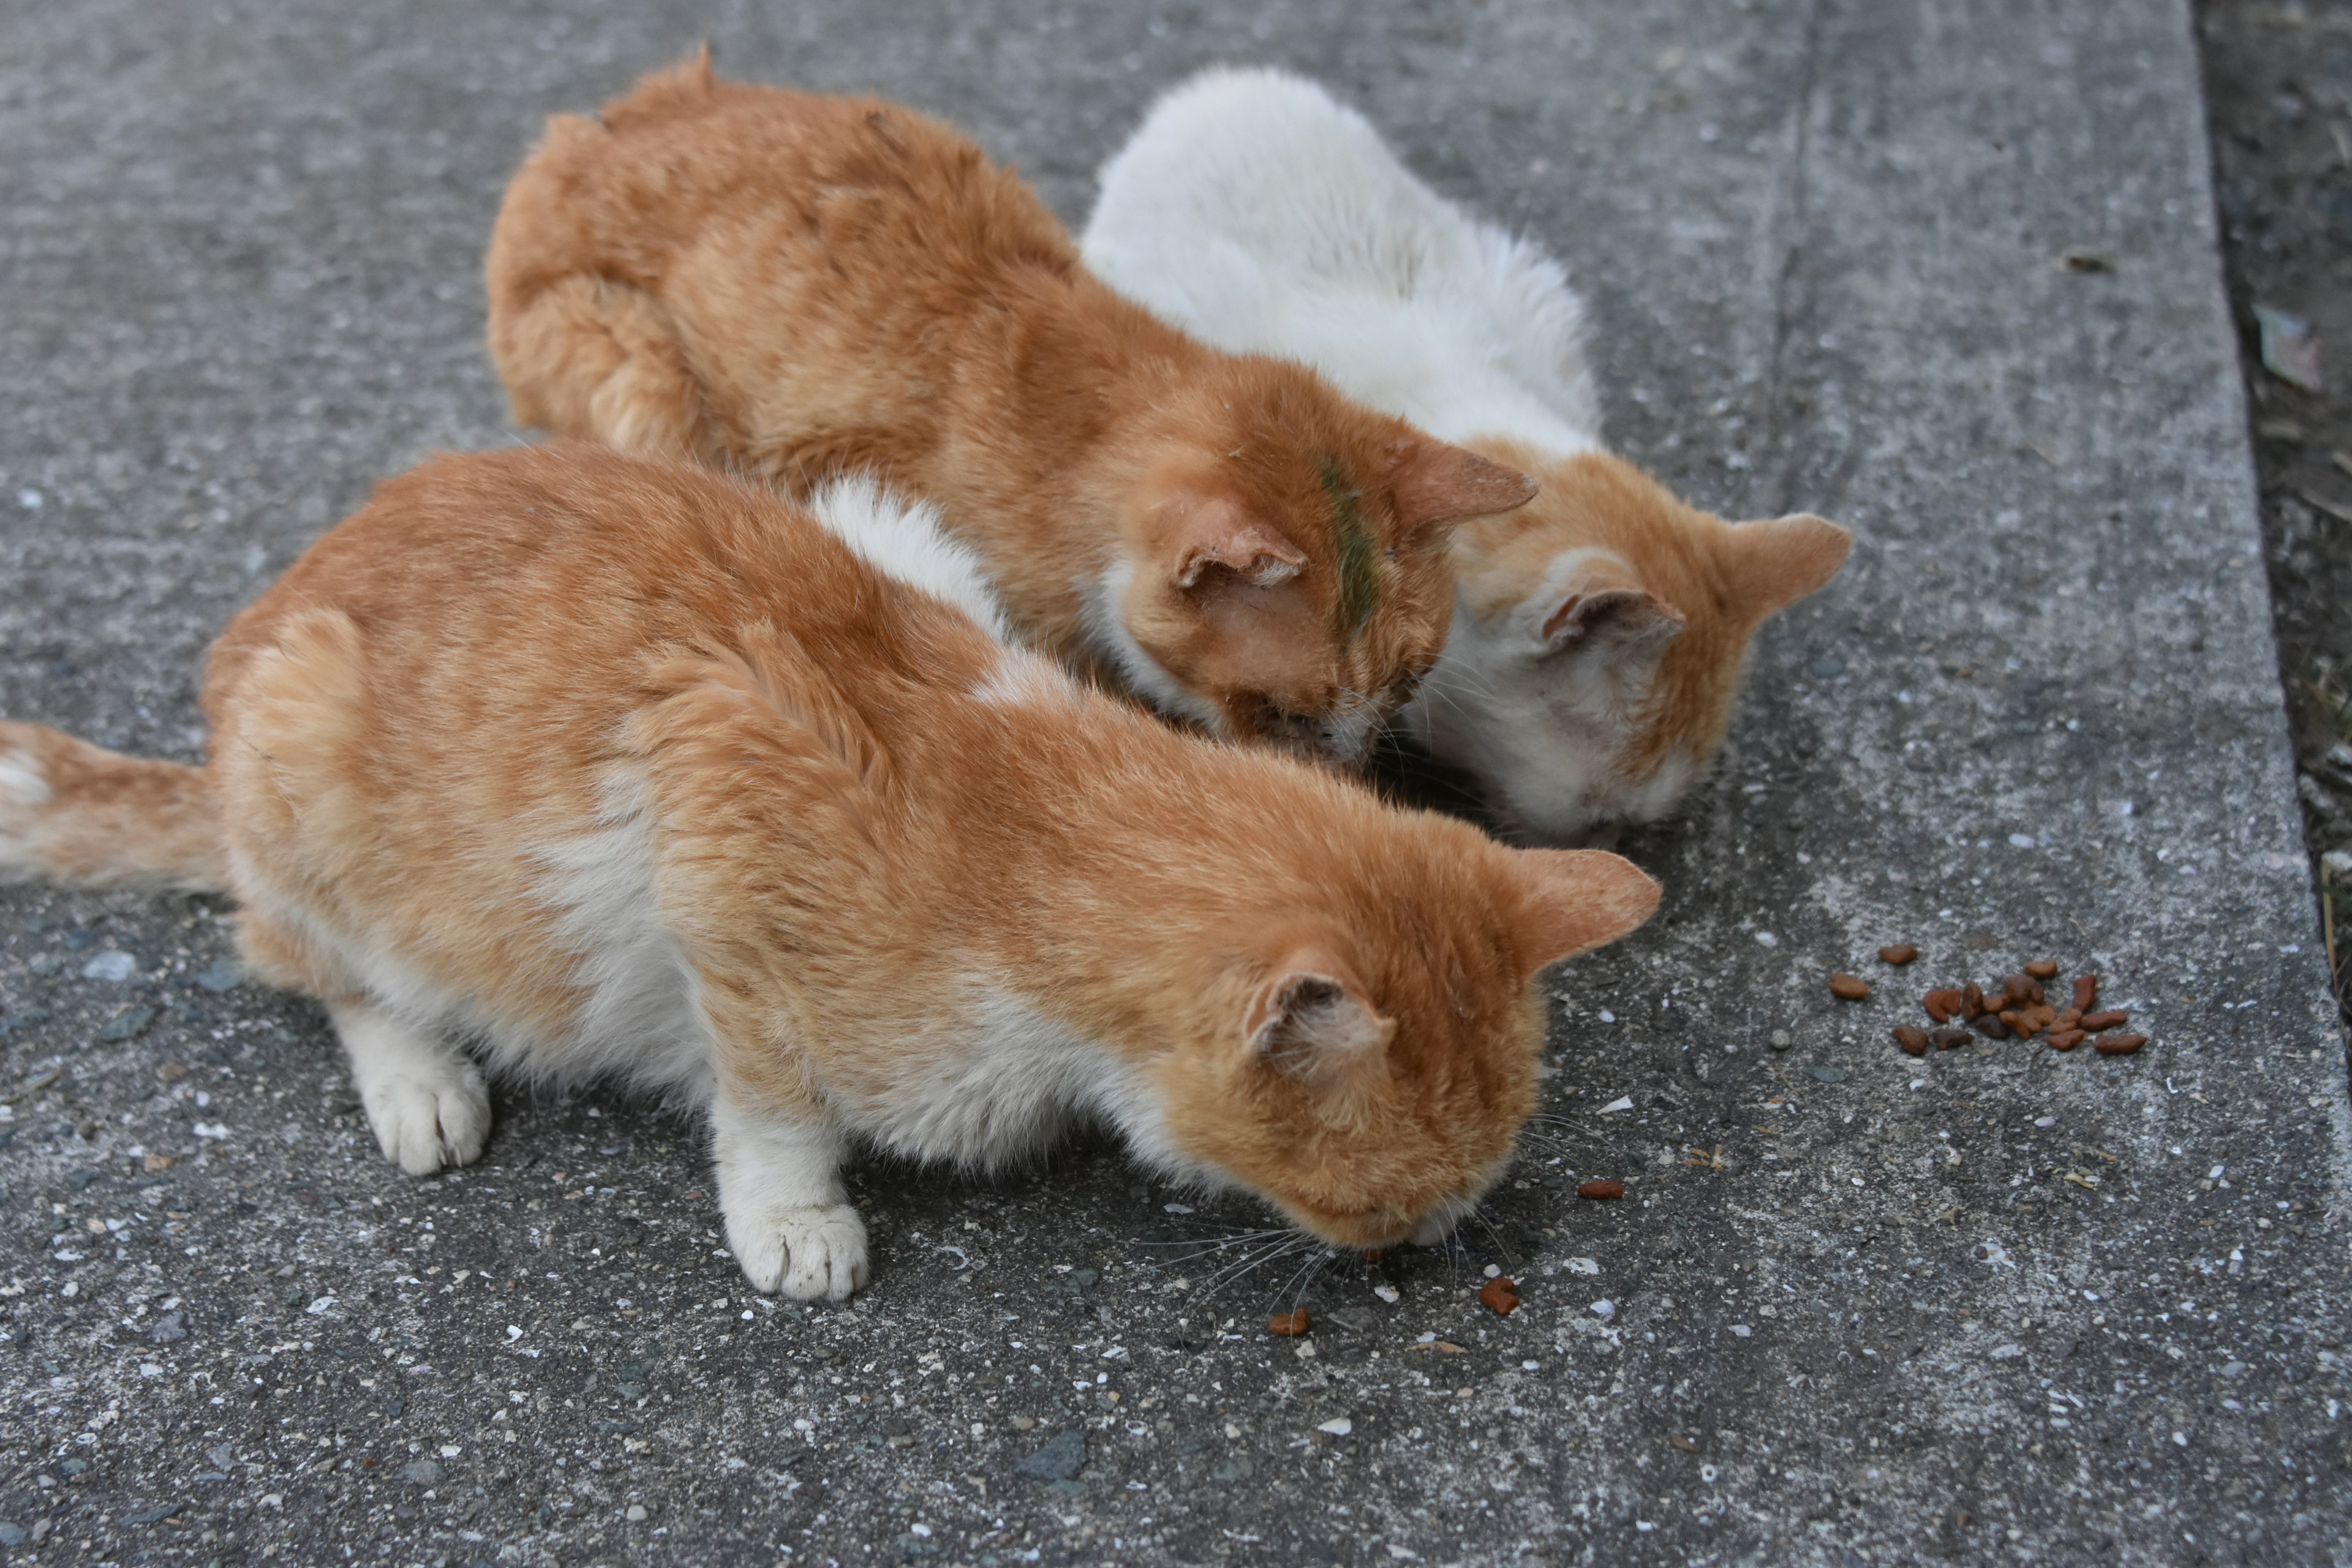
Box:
1172;500;1308;589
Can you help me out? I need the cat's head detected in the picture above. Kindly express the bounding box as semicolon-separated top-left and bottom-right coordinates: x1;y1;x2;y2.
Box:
1103;359;1535;769
1402;448;1849;843
1144;827;1659;1249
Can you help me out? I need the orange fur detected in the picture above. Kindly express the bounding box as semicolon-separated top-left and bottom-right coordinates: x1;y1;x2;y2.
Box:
1409;443;1850;841
0;445;1656;1297
484;58;1534;767
1453;445;1850;772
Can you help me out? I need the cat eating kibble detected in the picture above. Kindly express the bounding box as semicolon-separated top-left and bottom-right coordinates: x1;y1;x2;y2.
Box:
1084;67;1852;842
485;55;1536;769
0;445;1657;1300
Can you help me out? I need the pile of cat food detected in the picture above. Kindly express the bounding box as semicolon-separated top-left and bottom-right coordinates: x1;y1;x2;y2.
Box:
1828;948;2148;1058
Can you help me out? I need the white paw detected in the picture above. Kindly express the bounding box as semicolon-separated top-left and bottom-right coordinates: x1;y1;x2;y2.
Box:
725;1202;869;1301
360;1062;491;1176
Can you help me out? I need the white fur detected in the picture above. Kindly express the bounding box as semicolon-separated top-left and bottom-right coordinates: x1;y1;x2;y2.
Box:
327;998;490;1176
970;650;1084;709
1086;68;1711;841
1079;559;1228;732
1082;66;1601;455
522;766;710;1098
831;982;1223;1191
0;747;53;883
0;748;53;808
1404;587;1690;845
805;473;1014;644
710;1097;866;1301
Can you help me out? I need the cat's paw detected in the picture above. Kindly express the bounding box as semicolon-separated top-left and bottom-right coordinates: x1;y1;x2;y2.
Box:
725;1202;869;1301
360;1060;491;1176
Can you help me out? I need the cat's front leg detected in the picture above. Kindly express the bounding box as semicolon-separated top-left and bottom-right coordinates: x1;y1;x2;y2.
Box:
710;1093;868;1302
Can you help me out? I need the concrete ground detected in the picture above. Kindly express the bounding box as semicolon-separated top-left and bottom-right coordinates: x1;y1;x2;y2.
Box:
2;0;2348;1564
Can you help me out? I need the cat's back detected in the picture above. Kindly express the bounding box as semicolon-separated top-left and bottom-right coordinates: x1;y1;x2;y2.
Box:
1084;67;1599;450
492;55;1074;298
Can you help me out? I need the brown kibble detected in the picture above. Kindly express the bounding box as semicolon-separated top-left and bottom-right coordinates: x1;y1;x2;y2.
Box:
1931;1028;1972;1050
1267;1308;1311;1337
1829;973;1871;1000
1923;988;1963;1023
1479;1277;1521;1316
2094;1033;2147;1056
1893;1025;1930;1055
1879;944;1920;965
2024;959;2059;980
1961;982;1986;1020
2002;974;2038;1006
2051;1009;2081;1031
2046;1029;2086;1051
1999;1008;2045;1038
1973;1012;2010;1039
2079;1009;2128;1031
1578;1179;1626;1200
2071;975;2100;1012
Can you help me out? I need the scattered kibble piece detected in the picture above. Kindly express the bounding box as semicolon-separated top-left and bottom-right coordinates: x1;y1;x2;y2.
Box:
1973;1012;2010;1039
1577;1179;1626;1201
2002;974;2039;1006
1479;1277;1521;1316
2079;1009;2128;1031
2024;959;2059;980
2093;1033;2147;1056
1893;1025;1929;1055
2047;1029;2086;1051
1961;982;1987;1020
1267;1309;1311;1337
1829;973;1870;1000
1931;1028;1972;1050
1879;944;1920;965
2071;975;2100;1012
1922;987;1963;1023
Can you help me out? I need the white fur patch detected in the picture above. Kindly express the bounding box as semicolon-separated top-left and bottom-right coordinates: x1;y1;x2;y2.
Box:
710;1098;865;1300
328;998;491;1176
970;650;1083;709
1084;66;1602;454
804;473;1012;644
1078;559;1228;733
0;748;53;808
523;766;710;1099
1400;587;1692;846
842;981;1223;1191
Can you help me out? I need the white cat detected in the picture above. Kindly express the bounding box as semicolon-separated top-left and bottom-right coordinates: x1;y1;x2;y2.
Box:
1084;67;1849;843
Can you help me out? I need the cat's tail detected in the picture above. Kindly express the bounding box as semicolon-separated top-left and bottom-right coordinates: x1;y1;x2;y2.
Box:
0;722;229;894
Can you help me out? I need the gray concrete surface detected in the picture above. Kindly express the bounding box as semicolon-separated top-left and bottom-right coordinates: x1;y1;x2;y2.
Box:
2;1;2348;1563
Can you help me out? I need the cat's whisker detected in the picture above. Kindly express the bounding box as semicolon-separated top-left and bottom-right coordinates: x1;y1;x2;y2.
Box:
1277;1246;1334;1319
1195;1232;1316;1300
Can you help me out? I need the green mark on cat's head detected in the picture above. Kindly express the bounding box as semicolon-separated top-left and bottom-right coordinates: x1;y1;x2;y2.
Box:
1322;461;1380;647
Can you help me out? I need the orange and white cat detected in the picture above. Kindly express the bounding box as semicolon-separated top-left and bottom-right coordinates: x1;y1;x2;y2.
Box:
1084;67;1852;841
484;56;1536;769
0;445;1657;1300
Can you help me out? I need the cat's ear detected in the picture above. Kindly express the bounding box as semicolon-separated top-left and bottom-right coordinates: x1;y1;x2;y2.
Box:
1246;950;1396;1079
1168;497;1308;591
1725;513;1850;620
1501;848;1660;977
1385;439;1538;535
1536;587;1686;660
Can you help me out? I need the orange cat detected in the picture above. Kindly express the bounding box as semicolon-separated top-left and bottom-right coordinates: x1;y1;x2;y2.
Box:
484;56;1535;768
0;445;1656;1300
